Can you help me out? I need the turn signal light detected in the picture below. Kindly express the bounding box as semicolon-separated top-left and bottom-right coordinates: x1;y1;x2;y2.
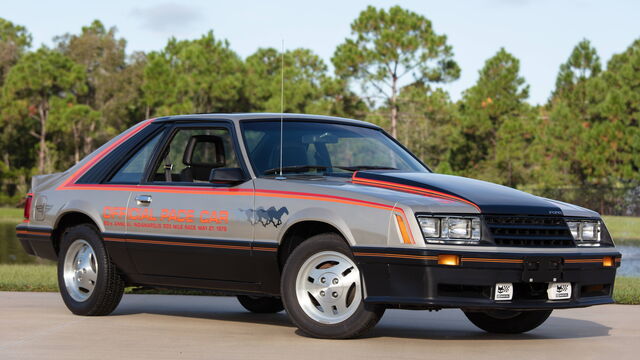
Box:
602;256;614;267
438;254;460;266
395;214;414;244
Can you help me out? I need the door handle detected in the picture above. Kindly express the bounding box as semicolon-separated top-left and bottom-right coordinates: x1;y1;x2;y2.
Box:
135;195;152;206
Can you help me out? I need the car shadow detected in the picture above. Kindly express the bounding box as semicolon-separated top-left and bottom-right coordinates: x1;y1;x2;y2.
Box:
361;316;611;340
112;294;296;328
111;295;612;340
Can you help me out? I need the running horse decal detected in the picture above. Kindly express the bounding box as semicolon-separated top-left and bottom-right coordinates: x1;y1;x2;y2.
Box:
241;206;289;228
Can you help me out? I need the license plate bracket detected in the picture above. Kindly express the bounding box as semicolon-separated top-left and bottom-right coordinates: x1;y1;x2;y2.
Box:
547;282;572;300
521;256;563;283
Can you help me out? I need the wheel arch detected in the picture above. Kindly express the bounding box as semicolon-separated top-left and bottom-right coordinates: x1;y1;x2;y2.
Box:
277;208;355;270
52;210;102;255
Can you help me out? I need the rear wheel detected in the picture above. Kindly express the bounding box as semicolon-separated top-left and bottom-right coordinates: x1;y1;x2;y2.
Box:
58;224;124;316
463;309;553;333
237;295;284;313
281;233;385;339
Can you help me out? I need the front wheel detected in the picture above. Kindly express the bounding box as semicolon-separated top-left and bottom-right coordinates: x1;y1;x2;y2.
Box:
58;224;125;316
463;309;553;333
280;233;385;339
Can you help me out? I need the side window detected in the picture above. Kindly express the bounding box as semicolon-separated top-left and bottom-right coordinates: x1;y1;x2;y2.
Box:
152;127;240;183
109;132;163;184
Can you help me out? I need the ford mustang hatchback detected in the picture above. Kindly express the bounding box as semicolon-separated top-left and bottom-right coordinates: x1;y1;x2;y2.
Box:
17;114;621;338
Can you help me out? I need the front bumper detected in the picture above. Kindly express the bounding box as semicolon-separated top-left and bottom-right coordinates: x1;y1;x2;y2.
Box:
354;247;621;311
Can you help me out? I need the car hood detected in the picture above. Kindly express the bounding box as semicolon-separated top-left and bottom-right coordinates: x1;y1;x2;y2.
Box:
351;171;598;217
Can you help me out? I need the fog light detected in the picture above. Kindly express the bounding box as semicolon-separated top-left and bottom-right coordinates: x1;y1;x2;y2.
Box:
603;256;614;267
438;254;460;266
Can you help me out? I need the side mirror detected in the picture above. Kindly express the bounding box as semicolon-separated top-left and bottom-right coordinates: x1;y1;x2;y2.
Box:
209;168;246;184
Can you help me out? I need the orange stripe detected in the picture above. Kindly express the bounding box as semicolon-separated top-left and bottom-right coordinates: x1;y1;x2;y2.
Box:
253;247;278;252
353;178;457;203
565;258;607;263
105;237;251;251
352;176;481;211
353;252;438;261
103;237;127;243
16;230;50;236
105;236;277;252
395;214;413;244
462;257;523;264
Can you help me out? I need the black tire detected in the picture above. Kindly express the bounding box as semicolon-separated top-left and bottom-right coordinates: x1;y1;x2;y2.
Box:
464;309;553;333
237;295;285;313
280;233;385;339
57;224;125;316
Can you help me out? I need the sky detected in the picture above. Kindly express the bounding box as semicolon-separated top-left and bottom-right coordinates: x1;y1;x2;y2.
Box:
2;0;639;105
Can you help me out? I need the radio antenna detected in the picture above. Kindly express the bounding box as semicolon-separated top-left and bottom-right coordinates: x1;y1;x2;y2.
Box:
278;39;285;179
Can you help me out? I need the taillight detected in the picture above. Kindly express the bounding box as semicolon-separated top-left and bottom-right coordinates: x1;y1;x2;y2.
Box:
24;193;33;221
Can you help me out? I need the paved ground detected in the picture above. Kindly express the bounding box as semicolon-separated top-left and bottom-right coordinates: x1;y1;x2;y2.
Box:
0;292;638;360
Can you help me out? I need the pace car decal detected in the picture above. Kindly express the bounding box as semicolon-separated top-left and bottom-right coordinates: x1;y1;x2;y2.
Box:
103;206;230;232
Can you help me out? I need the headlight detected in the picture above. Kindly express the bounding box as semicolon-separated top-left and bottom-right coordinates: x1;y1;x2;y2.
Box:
418;216;481;245
566;220;601;246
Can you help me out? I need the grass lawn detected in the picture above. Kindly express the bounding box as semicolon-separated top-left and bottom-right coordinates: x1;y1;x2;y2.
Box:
603;216;640;243
0;264;638;304
0;207;23;223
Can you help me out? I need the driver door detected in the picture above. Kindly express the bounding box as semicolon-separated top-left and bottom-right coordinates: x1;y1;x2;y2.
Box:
125;123;256;282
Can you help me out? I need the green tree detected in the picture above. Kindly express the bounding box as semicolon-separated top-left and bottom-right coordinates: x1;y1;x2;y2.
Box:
583;39;640;184
555;39;601;98
305;77;369;119
332;5;459;138
2;48;86;173
48;100;101;166
537;39;603;186
0;18;31;83
55;20;138;156
142;31;244;116
367;83;460;171
244;47;326;113
456;48;533;186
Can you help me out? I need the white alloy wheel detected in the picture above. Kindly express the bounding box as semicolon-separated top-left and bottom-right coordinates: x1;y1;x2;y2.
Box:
63;239;98;302
294;250;362;324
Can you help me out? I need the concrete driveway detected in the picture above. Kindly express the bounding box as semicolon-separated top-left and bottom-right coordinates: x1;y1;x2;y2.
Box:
0;292;638;359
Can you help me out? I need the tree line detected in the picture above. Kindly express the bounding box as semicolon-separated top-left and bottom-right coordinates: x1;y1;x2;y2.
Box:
0;5;638;208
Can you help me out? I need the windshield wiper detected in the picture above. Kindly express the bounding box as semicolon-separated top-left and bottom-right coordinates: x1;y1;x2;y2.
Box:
334;166;397;172
263;165;329;175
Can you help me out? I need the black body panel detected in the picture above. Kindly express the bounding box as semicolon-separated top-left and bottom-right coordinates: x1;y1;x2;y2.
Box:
15;225;57;261
103;232;281;294
354;246;620;310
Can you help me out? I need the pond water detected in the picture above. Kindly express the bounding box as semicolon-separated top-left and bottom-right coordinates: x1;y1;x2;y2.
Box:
1;222;639;276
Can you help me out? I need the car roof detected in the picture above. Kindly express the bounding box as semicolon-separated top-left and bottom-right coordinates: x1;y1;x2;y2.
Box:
153;113;380;129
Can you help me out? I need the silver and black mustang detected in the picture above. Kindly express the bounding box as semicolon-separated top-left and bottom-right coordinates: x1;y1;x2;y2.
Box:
16;114;621;338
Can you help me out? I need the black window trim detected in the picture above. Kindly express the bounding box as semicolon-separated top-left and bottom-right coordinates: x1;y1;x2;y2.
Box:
95;123;168;185
140;120;251;187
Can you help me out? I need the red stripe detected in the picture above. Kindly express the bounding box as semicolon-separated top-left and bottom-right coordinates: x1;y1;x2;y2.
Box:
352;175;480;211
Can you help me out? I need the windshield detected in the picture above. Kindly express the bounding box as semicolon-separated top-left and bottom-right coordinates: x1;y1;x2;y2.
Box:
241;121;428;176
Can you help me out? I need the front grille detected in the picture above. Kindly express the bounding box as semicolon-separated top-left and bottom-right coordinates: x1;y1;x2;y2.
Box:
485;216;575;247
